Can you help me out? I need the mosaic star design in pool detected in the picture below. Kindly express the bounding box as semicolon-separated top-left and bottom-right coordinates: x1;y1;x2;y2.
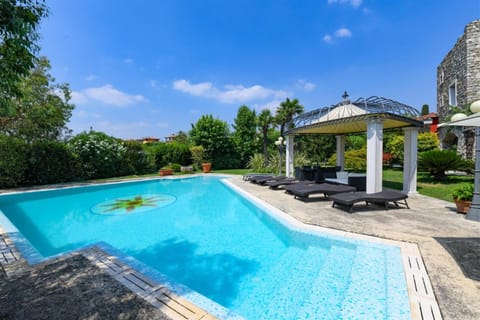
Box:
91;194;176;215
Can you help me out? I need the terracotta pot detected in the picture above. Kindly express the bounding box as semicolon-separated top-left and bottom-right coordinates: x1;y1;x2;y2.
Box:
159;169;173;176
454;199;471;214
202;162;212;173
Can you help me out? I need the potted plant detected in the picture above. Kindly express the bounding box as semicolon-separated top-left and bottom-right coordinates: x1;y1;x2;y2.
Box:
159;166;173;176
202;161;212;173
452;183;474;214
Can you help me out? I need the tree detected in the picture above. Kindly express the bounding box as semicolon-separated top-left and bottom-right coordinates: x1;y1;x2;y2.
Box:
257;109;274;163
0;0;49;117
421;104;429;116
276;97;304;137
232;105;256;166
295;135;335;164
173;130;189;145
0;57;74;142
190;115;239;169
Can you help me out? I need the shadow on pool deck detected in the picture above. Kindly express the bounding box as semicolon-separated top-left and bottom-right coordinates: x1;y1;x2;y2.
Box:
435;237;480;281
0;254;170;320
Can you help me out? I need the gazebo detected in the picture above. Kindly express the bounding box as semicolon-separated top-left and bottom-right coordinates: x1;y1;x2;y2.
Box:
284;94;423;194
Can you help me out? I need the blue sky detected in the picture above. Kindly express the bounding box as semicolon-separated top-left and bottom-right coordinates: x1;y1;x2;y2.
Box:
40;0;480;140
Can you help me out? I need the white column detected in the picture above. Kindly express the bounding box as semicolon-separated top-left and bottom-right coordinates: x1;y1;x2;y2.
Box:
366;118;383;193
403;127;419;194
285;135;294;177
336;135;346;170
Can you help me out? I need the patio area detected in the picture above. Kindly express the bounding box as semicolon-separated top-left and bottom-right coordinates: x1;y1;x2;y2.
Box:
231;176;480;320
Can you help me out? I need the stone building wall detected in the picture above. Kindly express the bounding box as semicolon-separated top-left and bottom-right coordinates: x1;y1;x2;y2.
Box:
437;30;467;120
466;21;480;104
437;20;480;159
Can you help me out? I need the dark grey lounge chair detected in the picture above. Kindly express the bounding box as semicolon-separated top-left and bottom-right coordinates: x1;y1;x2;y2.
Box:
251;175;287;185
284;183;356;200
329;189;409;212
267;179;312;189
247;175;275;183
243;173;271;181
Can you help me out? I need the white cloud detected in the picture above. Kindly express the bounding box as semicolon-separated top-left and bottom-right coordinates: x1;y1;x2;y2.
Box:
172;79;287;104
335;28;352;38
85;74;98;81
71;91;89;105
323;28;352;43
297;80;316;91
71;84;147;107
124;58;133;64
173;79;213;96
327;0;362;8
253;99;282;112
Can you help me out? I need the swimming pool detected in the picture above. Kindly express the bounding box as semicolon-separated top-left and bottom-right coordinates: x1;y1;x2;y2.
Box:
0;176;411;319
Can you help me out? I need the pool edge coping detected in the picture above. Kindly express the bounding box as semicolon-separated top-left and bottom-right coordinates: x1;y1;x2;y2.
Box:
0;174;443;320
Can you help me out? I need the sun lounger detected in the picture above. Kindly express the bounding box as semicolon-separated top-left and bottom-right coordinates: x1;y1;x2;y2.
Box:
284;183;356;200
246;174;276;183
251;175;287;185
243;173;273;181
266;179;312;189
329;189;409;212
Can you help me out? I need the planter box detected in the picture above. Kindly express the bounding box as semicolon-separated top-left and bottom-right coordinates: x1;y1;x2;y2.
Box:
159;169;173;176
454;199;471;214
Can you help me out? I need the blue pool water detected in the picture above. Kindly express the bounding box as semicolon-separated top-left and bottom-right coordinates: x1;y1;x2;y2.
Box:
0;176;411;319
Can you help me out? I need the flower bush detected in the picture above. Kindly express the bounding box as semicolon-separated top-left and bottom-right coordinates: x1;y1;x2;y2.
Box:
67;131;129;179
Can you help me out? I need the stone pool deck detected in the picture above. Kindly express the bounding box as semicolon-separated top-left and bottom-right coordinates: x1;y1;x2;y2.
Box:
1;175;479;319
230;176;480;320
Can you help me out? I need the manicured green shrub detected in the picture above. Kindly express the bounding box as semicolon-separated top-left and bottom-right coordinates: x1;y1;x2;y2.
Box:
0;136;28;188
155;142;192;169
386;132;439;164
170;163;181;172
25;141;81;185
328;148;367;171
386;135;404;164
418;132;439;152
123;140;154;175
67;131;128;179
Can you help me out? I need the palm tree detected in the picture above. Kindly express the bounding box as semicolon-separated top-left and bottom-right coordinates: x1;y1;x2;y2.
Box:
257;109;274;163
276;98;304;137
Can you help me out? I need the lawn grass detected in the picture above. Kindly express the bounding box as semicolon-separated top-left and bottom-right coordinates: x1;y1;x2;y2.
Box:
383;168;474;202
211;168;252;175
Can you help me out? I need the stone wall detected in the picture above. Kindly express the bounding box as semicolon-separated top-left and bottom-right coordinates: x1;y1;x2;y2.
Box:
466;20;480;104
437;31;467;120
437;20;480;159
437;20;480;120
